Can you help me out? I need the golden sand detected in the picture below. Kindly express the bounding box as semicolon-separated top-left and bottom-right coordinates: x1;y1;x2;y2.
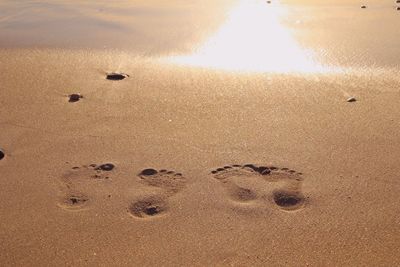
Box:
1;1;400;266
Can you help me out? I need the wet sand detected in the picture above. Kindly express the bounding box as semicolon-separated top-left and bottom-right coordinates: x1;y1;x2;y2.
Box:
1;1;400;266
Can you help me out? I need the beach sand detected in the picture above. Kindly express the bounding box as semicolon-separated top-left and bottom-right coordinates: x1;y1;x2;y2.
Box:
1;1;400;266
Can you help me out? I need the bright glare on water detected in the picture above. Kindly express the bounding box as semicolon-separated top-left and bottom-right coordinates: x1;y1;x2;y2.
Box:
168;0;332;73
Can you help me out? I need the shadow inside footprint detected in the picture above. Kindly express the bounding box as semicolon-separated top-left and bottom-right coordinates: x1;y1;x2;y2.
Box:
230;186;257;202
129;197;167;218
138;168;186;195
273;190;305;211
95;163;115;171
140;168;158;176
0;149;4;160
212;164;306;211
59;193;89;210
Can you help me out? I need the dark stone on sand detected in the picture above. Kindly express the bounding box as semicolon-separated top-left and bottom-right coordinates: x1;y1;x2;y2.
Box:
397;7;400;10
0;149;4;160
347;97;357;103
106;73;129;80
140;168;158;176
361;5;367;8
95;163;115;171
68;94;82;103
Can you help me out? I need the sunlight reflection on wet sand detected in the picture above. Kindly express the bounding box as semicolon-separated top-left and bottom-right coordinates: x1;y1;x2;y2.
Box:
168;0;336;74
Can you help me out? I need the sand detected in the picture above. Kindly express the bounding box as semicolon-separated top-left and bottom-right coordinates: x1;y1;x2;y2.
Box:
1;1;400;266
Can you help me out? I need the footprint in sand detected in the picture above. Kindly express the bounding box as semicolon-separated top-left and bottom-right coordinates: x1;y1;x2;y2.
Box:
128;168;186;219
57;163;116;211
128;195;168;218
211;164;306;211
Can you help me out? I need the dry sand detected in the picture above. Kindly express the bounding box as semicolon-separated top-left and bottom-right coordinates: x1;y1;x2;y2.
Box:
1;0;400;266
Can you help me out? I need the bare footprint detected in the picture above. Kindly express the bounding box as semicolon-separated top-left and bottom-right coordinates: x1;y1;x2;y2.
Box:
128;196;168;219
129;168;186;220
138;168;186;196
62;163;116;183
58;163;116;211
211;164;305;211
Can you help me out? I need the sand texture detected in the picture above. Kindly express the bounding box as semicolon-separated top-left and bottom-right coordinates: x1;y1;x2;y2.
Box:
1;0;400;266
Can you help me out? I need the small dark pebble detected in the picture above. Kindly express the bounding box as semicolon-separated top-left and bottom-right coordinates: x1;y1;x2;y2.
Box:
216;168;225;172
397;7;400;10
106;73;129;81
95;163;115;171
68;94;83;103
0;149;4;160
361;5;367;8
347;97;357;103
211;170;218;174
140;168;158;176
72;166;80;170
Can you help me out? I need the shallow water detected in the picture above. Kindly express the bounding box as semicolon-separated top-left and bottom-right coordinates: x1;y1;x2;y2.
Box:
1;0;400;72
